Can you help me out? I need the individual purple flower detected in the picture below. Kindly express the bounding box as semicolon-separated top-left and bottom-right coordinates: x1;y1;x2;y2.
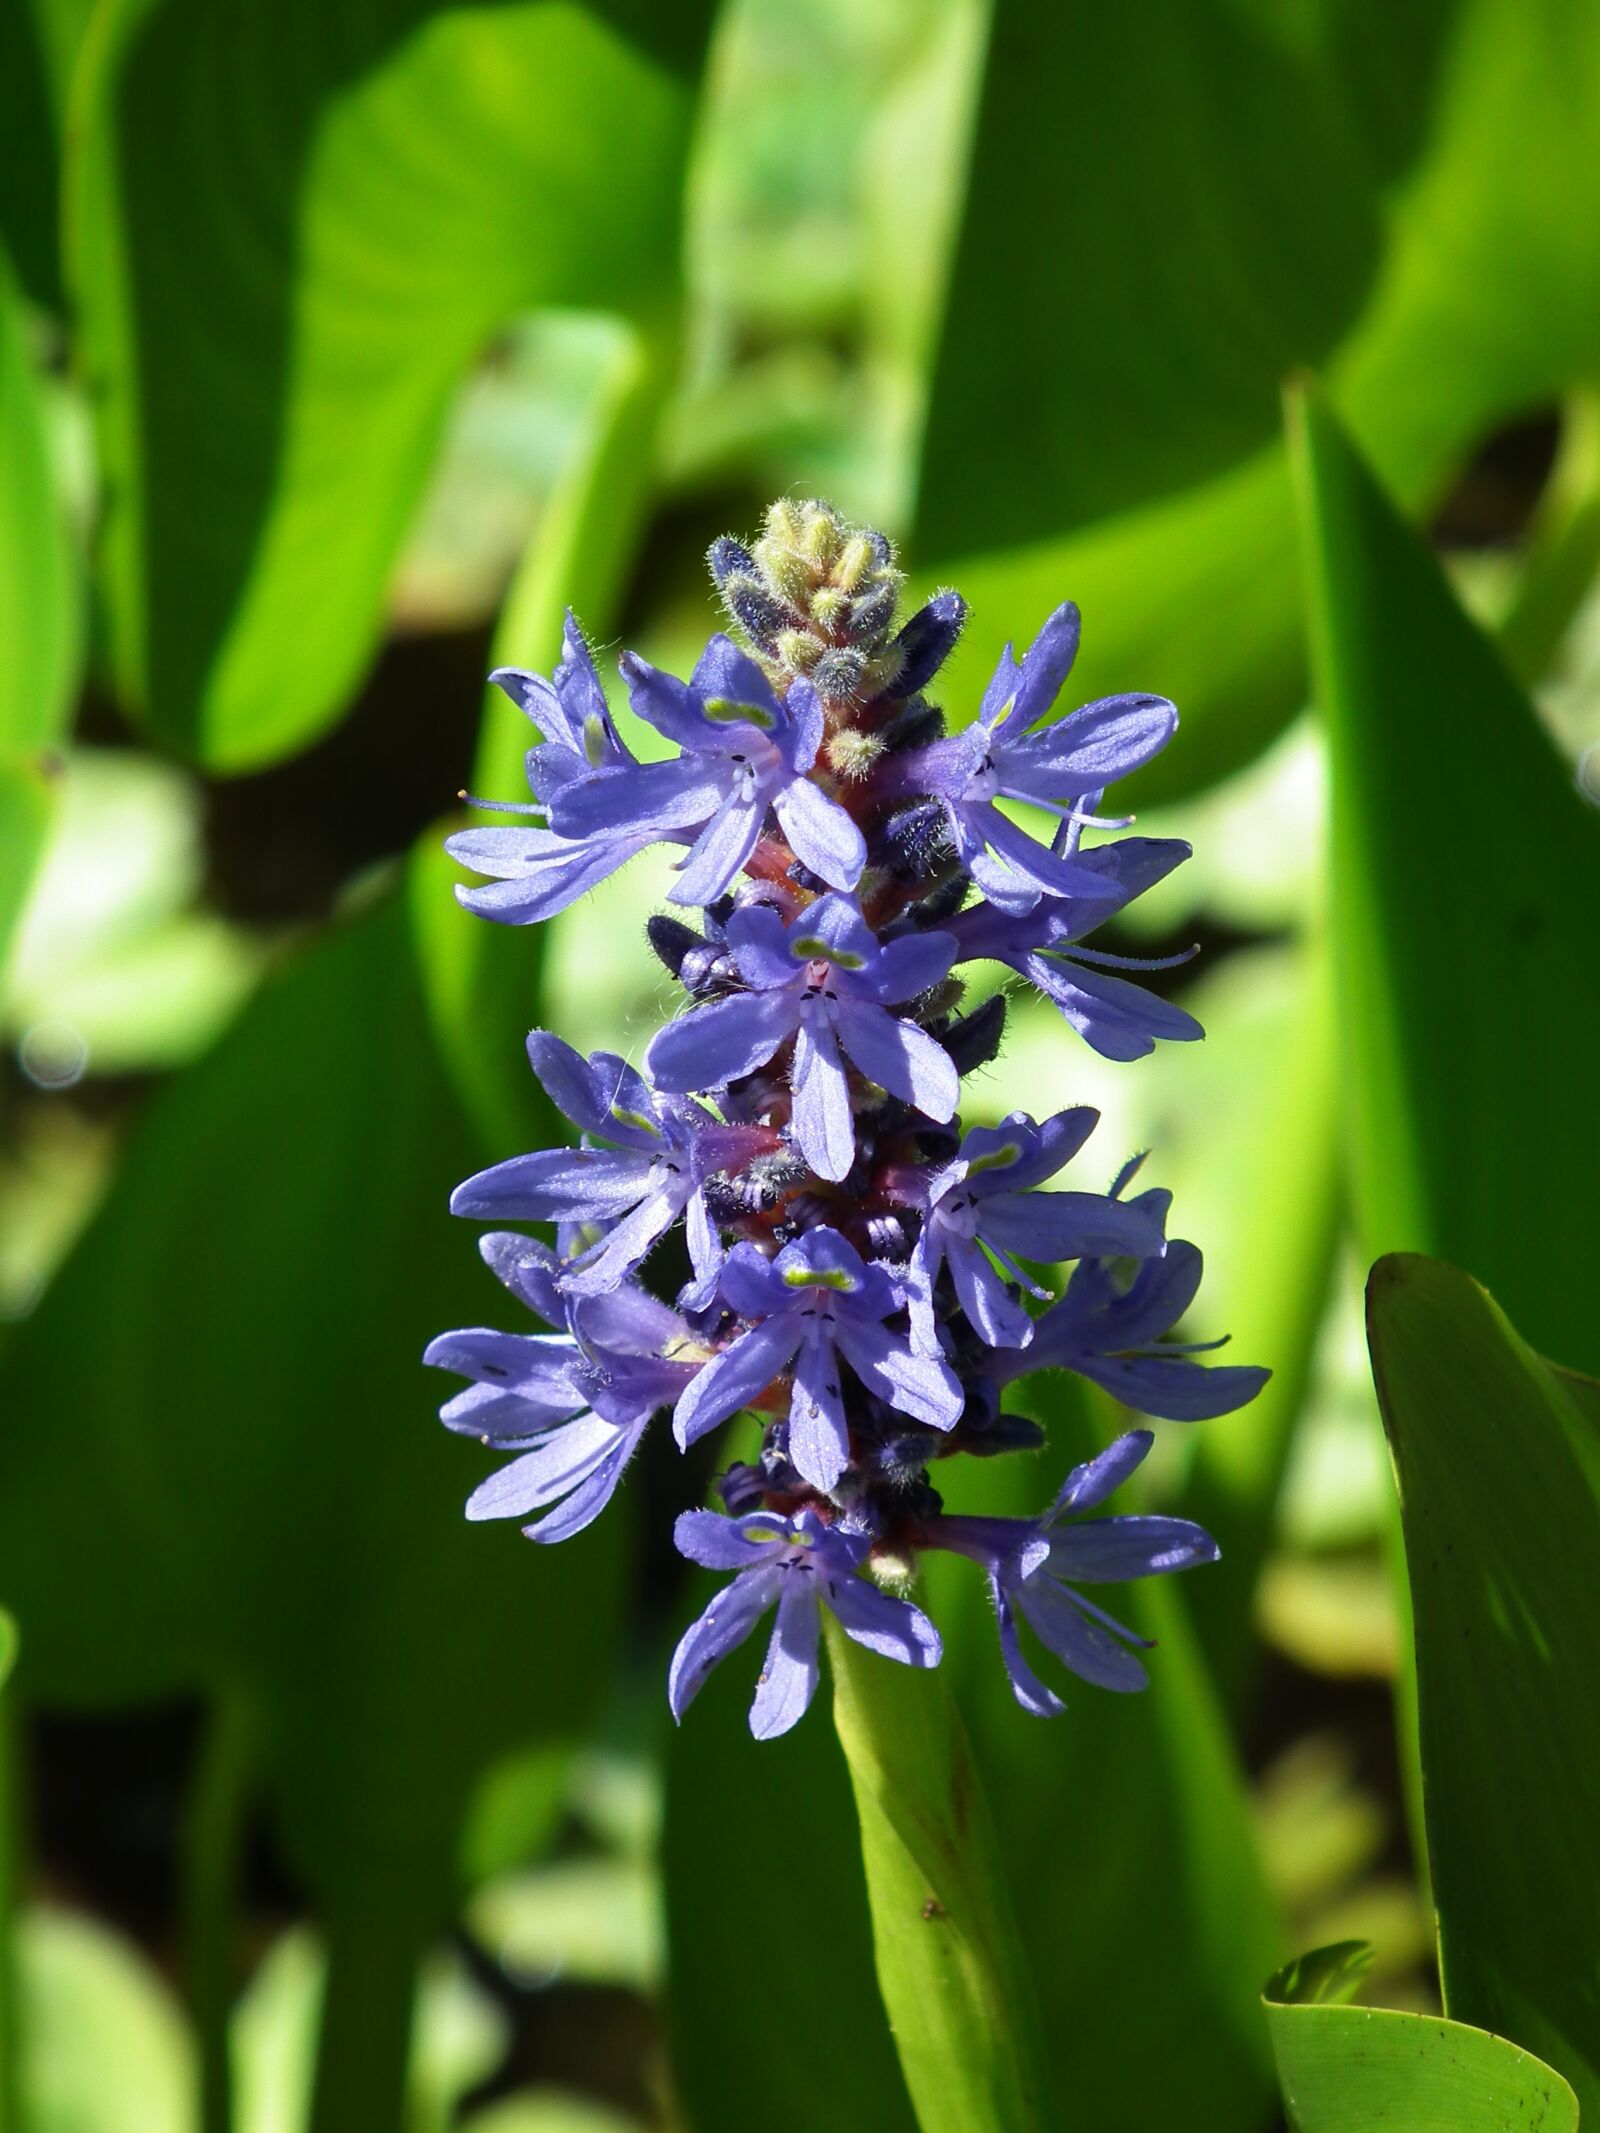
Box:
882;601;1175;912
647;893;958;1181
445;613;654;925
547;636;866;906
673;1228;962;1492
425;1240;703;1542
928;1430;1217;1714
989;1182;1270;1419
895;1109;1169;1353
949;835;1202;1061
449;1033;769;1300
669;1507;941;1738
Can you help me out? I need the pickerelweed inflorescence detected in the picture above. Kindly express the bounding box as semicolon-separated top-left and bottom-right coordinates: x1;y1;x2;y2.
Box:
426;499;1268;1738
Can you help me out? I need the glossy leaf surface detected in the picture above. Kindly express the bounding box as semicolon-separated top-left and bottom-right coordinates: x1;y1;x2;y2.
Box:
72;0;710;767
1264;1940;1579;2132
1291;387;1600;1375
1367;1254;1600;2117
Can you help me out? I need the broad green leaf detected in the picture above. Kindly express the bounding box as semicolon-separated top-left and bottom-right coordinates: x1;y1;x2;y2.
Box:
0;254;77;757
1264;1940;1580;2132
71;0;711;768
917;0;1600;798
1290;387;1600;1375
17;1907;194;2133
1366;1254;1600;2117
0;888;623;1930
661;1618;917;2133
925;1389;1281;2133
826;1622;1052;2133
0;1611;13;1689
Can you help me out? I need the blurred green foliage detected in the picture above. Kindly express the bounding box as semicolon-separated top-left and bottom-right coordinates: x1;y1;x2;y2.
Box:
1;0;1598;2128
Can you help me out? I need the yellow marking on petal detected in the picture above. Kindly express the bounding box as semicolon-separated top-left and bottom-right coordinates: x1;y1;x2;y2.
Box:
783;1264;856;1290
583;712;611;766
610;1105;659;1137
964;1140;1022;1176
702;695;775;731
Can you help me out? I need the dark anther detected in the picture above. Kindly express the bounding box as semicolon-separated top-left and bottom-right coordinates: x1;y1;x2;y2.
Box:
886;590;967;698
646;914;702;979
943;993;1007;1077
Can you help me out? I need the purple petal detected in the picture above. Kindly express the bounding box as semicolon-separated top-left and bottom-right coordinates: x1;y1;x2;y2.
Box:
560;1188;680;1296
826;1574;942;1667
521;1427;644;1543
833;1319;963;1430
1028;956;1204;1061
862;928;957;1005
1016;1577;1149;1692
524;1030;611;1136
1074;1352;1271;1420
1051;1430;1154;1514
789;1327;851;1491
749;1576;822;1739
449;828;648;924
772;775;867;892
478;1232;565;1323
668;1565;782;1721
991;1574;1066;1717
1002;693;1176;792
673;1316;803;1448
647;990;798;1092
674;1508;792;1570
832;1000;957;1122
791;1011;856;1181
450;1146;650;1223
548;756;725;840
945;1235;1034;1349
424;1327;584;1406
715;1240;790;1320
726;903;802;989
669;794;764;906
979;1188;1167;1264
1051;1514;1219;1583
785;892;877;966
464;1410;618;1520
996;600;1081;738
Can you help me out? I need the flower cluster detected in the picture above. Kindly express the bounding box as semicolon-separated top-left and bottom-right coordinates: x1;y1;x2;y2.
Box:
428;498;1266;1737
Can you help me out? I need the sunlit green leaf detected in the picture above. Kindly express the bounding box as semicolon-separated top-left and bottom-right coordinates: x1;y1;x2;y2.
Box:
1366;1254;1600;2118
1264;1939;1579;2131
72;0;711;767
1290;387;1600;1375
826;1623;1052;2133
0;255;76;757
17;1907;194;2133
925;1388;1281;2133
661;1618;917;2133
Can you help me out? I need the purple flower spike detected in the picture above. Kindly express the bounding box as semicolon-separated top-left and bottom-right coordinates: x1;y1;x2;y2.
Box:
950;837;1202;1061
669;1507;941;1739
885;601;1176;913
446;614;656;926
991;1185;1271;1420
930;1429;1217;1714
647;894;959;1181
449;1033;768;1301
673;1228;963;1492
902;1109;1169;1353
548;636;866;906
425;1266;703;1545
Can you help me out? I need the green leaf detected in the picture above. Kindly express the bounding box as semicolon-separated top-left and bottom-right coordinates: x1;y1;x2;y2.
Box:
1366;1254;1600;2118
660;1620;917;2133
17;1907;195;2133
1264;1941;1580;2132
925;1388;1281;2133
71;0;711;768
0;252;77;757
0;888;623;1927
1289;386;1600;1376
825;1620;1052;2133
916;0;1600;798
